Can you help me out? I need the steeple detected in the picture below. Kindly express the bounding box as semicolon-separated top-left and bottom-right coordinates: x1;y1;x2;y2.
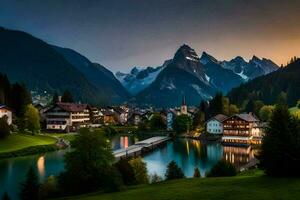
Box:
180;95;187;115
182;95;186;106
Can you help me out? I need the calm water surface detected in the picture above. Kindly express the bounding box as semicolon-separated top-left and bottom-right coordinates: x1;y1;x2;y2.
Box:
0;135;254;199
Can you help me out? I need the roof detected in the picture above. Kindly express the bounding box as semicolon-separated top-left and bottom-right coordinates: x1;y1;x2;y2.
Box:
213;114;228;122
235;113;259;122
56;103;88;112
101;110;115;116
207;114;228;123
0;105;12;111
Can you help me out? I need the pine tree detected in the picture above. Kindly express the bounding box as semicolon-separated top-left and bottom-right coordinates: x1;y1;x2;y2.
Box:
260;104;300;176
19;167;40;200
61;90;74;103
165;161;185;180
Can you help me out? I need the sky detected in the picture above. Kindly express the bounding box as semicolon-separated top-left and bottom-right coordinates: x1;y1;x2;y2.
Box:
0;0;300;72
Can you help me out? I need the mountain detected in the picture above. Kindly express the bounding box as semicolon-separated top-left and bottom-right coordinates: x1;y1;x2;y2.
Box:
221;55;279;80
228;59;300;106
52;46;130;103
134;45;216;107
115;60;171;95
200;52;245;93
0;27;129;105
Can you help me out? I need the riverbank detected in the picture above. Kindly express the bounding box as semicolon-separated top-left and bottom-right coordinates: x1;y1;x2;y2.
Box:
61;170;300;200
0;134;59;159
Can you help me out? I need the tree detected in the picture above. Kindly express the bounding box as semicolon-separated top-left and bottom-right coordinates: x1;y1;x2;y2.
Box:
61;90;74;103
165;161;185;180
173;115;192;134
149;113;165;130
129;157;149;184
193;167;201;178
52;92;59;104
297;99;300;108
1;192;10;200
10;83;31;117
207;93;224;118
0;117;10;139
24;104;40;134
115;159;137;185
206;160;237;177
259;104;300;177
228;104;239;116
19;167;40;200
149;173;163;183
58;128;121;195
259;105;274;121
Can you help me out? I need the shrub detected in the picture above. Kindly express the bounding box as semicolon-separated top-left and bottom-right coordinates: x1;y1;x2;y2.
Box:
149;173;163;183
129;157;149;184
206;160;237;177
115;158;137;185
165;161;185;180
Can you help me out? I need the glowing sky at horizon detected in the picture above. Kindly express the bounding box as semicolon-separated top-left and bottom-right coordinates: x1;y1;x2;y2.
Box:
0;0;299;72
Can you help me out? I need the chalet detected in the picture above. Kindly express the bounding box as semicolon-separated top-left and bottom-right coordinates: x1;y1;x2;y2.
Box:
127;111;144;125
101;109;117;125
0;105;12;125
206;114;228;134
89;106;102;124
222;113;264;145
45;102;90;132
113;107;128;124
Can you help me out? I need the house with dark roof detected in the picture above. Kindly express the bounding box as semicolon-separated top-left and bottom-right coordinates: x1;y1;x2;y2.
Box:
44;102;91;132
222;113;264;145
0;105;12;125
206;114;228;134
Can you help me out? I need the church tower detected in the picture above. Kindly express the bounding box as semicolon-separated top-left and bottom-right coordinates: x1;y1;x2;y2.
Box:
180;95;188;115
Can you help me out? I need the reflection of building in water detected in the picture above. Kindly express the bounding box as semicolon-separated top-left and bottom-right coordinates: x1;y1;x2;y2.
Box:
37;156;45;177
120;136;129;149
223;146;254;167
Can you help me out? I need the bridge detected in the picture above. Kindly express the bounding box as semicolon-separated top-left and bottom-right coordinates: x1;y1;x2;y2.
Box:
113;136;170;160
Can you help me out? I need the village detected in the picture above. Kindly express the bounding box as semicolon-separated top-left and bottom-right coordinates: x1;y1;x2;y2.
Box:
1;94;266;148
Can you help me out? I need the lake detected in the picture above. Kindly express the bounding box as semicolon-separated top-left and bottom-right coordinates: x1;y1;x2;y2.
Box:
0;135;254;199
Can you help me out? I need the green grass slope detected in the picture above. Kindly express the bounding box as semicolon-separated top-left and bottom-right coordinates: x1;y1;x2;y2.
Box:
64;170;300;200
0;134;56;153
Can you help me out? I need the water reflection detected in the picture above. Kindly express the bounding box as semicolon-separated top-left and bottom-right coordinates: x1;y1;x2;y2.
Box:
143;139;224;178
223;146;254;168
0;137;255;199
37;156;45;178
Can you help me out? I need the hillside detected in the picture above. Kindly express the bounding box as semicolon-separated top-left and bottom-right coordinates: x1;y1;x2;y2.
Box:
52;46;130;104
228;59;300;106
63;171;300;200
0;27;129;105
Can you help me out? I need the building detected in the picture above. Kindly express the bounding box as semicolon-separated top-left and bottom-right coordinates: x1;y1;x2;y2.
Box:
166;109;177;131
45;102;90;132
180;95;188;115
222;113;264;145
0;105;12;125
113;107;128;125
206;114;228;134
127;111;144;125
101;109;117;125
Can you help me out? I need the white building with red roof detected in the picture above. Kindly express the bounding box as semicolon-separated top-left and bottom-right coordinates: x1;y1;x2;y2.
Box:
45;102;90;131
